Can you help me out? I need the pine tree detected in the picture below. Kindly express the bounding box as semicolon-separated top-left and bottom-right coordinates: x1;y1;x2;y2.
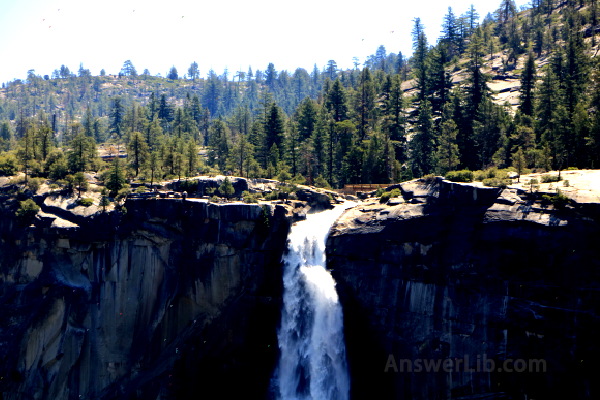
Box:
188;61;200;82
17;125;36;183
203;74;221;117
93;118;105;143
83;107;94;137
100;188;110;211
146;114;163;151
110;97;125;138
218;177;235;199
326;60;338;79
107;157;126;196
334;120;357;185
474;98;509;169
297;96;318;141
73;171;88;198
564;33;589;119
325;78;348;122
173;152;184;181
265;63;278;92
356;68;376;139
466;4;480;36
429;44;452;116
412;18;430;103
536;66;559;146
128;132;149;177
441;7;459;56
411;99;436;177
207;117;230;172
519;52;537;116
147;150;161;189
466;28;489;119
312;109;330;180
268;143;280;178
386;75;407;164
191;94;202;126
285;120;299;177
512;146;526;182
68;133;94;172
186;140;199;177
230;133;254;177
167;66;179;80
264;103;286;162
436;104;460;173
121;60;137;77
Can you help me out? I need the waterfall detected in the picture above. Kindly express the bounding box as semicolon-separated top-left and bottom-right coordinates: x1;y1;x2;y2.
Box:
276;203;355;400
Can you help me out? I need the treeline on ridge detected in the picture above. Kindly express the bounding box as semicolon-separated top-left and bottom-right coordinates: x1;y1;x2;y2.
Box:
1;0;600;189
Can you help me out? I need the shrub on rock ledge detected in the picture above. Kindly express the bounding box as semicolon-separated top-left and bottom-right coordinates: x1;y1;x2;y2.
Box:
380;188;401;203
15;199;40;223
445;170;474;182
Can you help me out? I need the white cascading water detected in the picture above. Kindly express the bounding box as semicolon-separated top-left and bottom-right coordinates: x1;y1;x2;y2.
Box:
276;202;355;400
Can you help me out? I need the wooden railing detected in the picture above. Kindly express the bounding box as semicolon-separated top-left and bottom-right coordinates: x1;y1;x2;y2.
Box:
337;183;389;195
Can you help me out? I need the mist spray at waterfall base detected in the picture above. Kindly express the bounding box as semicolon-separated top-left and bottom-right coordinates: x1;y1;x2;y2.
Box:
275;203;355;400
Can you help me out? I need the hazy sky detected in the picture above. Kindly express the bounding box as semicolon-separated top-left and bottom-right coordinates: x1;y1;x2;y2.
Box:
0;0;526;83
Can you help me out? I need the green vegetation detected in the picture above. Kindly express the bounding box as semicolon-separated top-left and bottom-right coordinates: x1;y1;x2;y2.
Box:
105;158;127;196
541;174;561;183
380;188;401;203
0;154;17;176
15;199;39;223
242;191;260;203
115;188;131;202
73;171;88;198
178;179;198;193
100;188;110;211
529;178;539;192
78;198;94;207
264;191;280;201
218;177;235;199
27;177;41;193
483;177;512;188
0;0;598;193
543;189;570;209
445;170;473;182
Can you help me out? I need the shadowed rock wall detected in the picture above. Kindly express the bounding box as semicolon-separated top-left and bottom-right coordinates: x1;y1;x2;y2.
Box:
327;178;600;399
0;197;291;399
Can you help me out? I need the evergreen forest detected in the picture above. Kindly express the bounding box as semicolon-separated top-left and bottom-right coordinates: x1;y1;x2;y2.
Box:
2;0;600;190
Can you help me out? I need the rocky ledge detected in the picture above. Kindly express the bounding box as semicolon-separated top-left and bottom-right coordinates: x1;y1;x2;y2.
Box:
327;177;600;399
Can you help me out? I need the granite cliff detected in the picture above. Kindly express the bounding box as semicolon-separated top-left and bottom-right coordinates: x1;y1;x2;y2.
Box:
327;177;600;399
0;188;306;399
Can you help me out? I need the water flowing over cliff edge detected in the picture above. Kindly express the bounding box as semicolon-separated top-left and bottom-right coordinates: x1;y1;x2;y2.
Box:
276;203;355;400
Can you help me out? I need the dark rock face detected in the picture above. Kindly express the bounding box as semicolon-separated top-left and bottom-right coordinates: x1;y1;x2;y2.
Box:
0;197;291;399
4;176;600;399
327;178;600;399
